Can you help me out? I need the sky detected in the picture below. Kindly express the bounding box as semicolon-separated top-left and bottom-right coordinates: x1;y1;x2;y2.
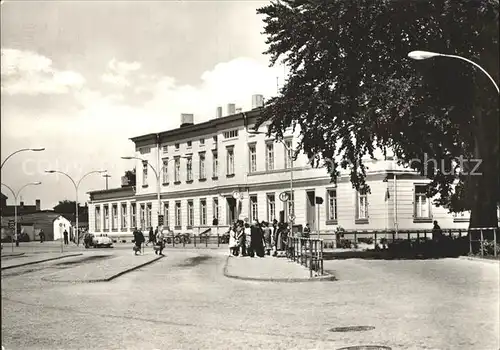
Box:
0;0;286;210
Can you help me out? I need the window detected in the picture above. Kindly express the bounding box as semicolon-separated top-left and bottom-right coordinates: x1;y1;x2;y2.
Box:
199;138;205;146
174;157;180;182
131;203;137;228
266;143;274;171
326;189;338;223
163;202;170;228
103;205;109;230
95;206;101;231
146;203;152;228
187;140;192;148
142;161;148;186
284;139;293;169
212;151;218;178
284;191;294;220
175;201;181;228
356;189;369;221
162;158;169;183
250;195;258;222
140;204;145;230
186;156;193;181
162;145;168;153
248;144;257;173
175;143;180;150
223;129;239;139
112;204;118;230
267;194;276;222
213;198;219;222
226;147;235;175
121;203;127;229
187;200;194;228
414;185;431;220
139;147;151;154
199;152;206;179
200;199;207;226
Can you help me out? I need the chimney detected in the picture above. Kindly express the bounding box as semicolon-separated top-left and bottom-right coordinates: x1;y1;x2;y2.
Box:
20;201;24;208
252;94;264;109
121;176;130;187
227;103;236;116
235;107;242;113
35;199;41;211
216;106;222;119
180;113;194;128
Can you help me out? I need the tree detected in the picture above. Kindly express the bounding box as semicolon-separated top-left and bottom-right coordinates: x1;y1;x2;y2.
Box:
256;0;499;229
53;200;89;221
124;168;136;186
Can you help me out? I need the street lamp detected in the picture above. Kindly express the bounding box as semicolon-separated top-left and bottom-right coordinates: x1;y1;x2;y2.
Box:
45;169;107;245
122;156;187;231
1;148;45;170
245;128;295;233
408;50;499;94
1;181;41;252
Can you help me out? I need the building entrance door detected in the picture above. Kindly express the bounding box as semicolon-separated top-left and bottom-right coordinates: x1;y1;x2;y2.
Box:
306;191;316;231
226;198;237;225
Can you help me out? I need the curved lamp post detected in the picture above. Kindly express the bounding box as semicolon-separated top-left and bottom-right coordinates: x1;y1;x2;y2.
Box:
122;156;187;231
45;169;107;245
1;181;42;252
408;50;499;94
1;148;45;170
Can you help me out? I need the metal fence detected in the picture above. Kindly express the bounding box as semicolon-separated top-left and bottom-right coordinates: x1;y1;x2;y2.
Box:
310;227;498;257
288;237;324;277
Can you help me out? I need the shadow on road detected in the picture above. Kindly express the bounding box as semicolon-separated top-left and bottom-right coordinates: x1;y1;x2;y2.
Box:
175;255;213;267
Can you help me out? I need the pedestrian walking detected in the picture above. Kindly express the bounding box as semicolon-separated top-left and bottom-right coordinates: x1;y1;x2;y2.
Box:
39;229;45;243
303;223;311;238
133;227;145;255
146;227;155;246
63;230;69;245
155;229;165;255
432;220;443;241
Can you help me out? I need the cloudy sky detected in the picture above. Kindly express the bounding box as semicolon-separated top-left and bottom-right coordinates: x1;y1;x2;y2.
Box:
1;0;285;209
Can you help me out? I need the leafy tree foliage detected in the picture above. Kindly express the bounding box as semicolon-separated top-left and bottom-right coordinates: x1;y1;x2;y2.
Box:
257;0;499;228
124;168;136;186
53;200;88;221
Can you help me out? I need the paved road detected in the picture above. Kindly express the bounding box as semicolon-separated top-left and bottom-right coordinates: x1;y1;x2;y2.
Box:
2;250;499;350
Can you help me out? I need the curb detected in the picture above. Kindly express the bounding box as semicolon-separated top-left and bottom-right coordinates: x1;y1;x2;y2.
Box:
1;253;26;258
1;253;83;271
222;256;336;283
42;255;164;283
458;256;500;264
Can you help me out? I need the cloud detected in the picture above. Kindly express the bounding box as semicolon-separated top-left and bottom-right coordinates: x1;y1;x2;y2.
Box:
1;48;86;95
1;52;286;209
101;58;142;88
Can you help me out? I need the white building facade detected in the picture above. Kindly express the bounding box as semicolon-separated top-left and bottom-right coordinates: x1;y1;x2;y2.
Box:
88;100;490;238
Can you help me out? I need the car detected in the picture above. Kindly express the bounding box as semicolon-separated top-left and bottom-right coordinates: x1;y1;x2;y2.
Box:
91;233;113;248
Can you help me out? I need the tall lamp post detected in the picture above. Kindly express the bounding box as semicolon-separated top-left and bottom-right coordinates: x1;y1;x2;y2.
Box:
1;181;42;252
246;128;295;233
407;50;499;94
122;156;186;232
1;148;45;170
45;169;107;245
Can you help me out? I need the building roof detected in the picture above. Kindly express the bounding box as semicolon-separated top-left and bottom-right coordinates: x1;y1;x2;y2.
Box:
129;107;262;146
1;192;7;200
87;186;136;201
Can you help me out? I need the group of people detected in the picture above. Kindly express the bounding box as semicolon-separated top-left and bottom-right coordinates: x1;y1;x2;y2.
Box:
132;226;165;255
227;219;292;257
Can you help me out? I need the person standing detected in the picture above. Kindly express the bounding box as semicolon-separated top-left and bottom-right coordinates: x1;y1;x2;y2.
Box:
228;224;238;256
244;222;252;257
432;220;442;241
262;221;272;256
250;220;265;258
63;229;69;245
133;227;145;255
155;229;165;255
303;223;311;238
146;227;154;246
39;229;45;243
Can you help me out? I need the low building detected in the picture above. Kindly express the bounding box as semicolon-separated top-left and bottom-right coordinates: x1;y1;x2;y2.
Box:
1;211;69;241
87;97;489;239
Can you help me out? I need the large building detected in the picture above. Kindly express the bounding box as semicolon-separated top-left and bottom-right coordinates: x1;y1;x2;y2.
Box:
87;95;490;239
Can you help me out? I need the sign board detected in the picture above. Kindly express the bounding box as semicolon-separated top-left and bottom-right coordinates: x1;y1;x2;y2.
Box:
232;191;240;199
8;220;14;229
158;215;164;226
279;192;289;202
315;196;324;205
289;214;296;222
59;223;63;227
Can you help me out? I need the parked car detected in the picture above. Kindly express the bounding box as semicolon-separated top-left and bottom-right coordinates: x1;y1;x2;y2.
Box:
91;233;113;248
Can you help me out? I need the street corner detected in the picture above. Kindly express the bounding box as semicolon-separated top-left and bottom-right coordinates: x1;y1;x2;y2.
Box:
223;255;336;283
41;253;164;283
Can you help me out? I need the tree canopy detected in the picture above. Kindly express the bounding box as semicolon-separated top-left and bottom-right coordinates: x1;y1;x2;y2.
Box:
256;0;499;228
124;168;136;186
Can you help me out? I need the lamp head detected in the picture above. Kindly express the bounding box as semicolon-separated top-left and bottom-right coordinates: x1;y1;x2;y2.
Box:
408;50;440;60
121;156;134;160
30;148;45;152
45;170;56;173
32;181;42;185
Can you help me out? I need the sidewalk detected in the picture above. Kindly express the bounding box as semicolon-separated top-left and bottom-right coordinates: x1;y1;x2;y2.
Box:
1;252;83;270
458;256;500;264
223;255;335;282
42;254;163;283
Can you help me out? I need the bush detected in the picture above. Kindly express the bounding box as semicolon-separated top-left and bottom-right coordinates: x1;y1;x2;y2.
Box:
476;241;500;257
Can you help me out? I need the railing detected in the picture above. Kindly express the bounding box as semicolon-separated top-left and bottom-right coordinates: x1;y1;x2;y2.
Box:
312;227;498;257
161;225;230;248
288;237;324;277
